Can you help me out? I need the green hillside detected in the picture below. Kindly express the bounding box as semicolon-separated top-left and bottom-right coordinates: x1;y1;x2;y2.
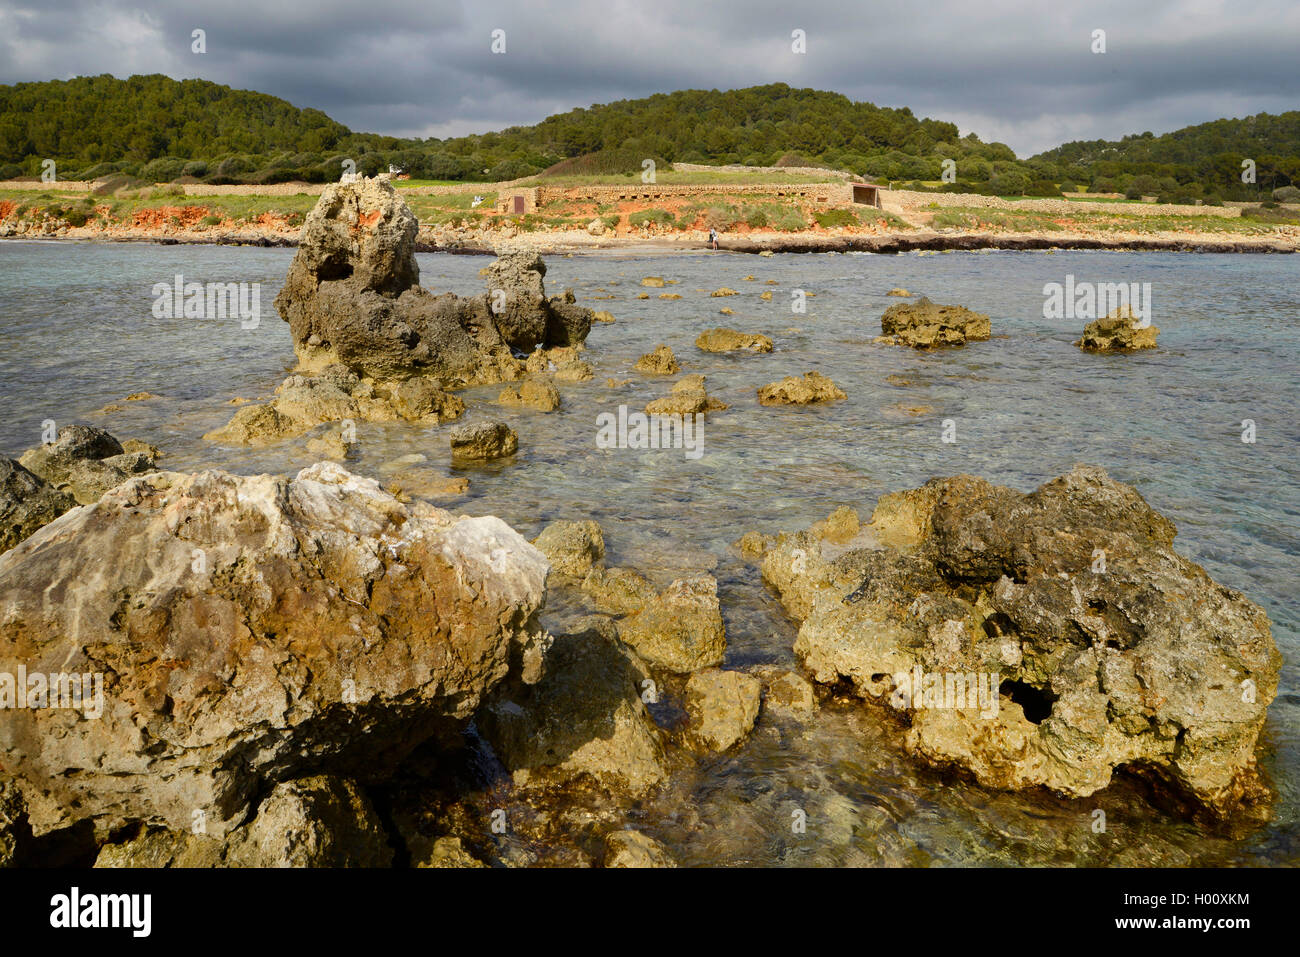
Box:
1032;112;1300;201
0;74;1294;201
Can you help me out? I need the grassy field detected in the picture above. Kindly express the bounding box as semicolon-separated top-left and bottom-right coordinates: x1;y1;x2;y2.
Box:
928;204;1299;235
2;185;1292;239
0;187;318;225
518;169;847;188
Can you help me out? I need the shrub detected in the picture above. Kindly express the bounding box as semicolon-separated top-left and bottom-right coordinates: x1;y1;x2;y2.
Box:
215;156;254;178
988;170;1031;196
488;159;538;181
139;157;188;182
628;208;676;228
770;207;807;231
813;208;858;228
1273;185;1300;203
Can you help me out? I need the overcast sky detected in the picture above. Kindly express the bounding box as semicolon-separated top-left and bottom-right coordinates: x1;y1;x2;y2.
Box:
1;0;1296;156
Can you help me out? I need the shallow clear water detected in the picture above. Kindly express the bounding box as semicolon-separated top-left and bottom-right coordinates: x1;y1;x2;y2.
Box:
1;240;1297;865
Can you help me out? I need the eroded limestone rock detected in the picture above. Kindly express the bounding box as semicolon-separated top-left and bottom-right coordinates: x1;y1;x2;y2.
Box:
757;372;846;406
756;465;1280;818
1076;306;1159;352
876;297;991;348
0;462;550;839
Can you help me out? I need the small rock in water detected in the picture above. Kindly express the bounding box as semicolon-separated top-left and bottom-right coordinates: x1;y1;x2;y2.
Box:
685;669;762;751
633;344;680;375
876;297;991;349
756;372;846;406
498;378;561;412
695;328;773;353
450;421;518;461
533;519;606;577
1075;306;1159;352
18;424;158;505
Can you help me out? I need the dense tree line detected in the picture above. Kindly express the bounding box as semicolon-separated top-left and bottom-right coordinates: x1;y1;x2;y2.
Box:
1031;113;1300;201
0;75;1295;200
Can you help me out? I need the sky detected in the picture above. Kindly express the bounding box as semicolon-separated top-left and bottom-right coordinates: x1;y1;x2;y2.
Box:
1;0;1296;157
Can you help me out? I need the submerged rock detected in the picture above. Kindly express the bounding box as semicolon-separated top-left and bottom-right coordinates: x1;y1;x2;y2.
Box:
644;374;729;415
617;574;727;673
757;371;847;406
499;379;561;412
695;328;774;353
18;425;158;504
605;830;676;868
0;462;550;839
634;344;680;375
0;458;75;554
274;177;592;386
582;565;660;615
1076;306;1159;352
526;345;593;382
758;465;1280;819
685;669;762;751
205;365;465;446
533;519;605;577
876;297;991;348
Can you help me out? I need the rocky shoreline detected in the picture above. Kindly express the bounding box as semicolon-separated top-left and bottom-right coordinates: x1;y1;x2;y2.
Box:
0;177;1285;867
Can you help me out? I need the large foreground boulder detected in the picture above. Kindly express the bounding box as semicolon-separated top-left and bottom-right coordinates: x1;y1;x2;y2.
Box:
275;177;592;385
755;465;1280;818
0;462;550;839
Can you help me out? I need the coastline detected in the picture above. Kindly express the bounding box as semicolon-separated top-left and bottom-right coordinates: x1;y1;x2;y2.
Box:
5;230;1292;255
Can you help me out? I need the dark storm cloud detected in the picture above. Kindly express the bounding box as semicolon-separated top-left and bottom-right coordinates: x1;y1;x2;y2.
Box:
0;0;1296;155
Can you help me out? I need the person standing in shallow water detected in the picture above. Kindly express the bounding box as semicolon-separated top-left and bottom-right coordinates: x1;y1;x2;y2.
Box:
709;227;718;250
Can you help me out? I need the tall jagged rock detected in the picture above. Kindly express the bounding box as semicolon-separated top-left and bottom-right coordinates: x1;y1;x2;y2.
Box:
274;177;592;386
